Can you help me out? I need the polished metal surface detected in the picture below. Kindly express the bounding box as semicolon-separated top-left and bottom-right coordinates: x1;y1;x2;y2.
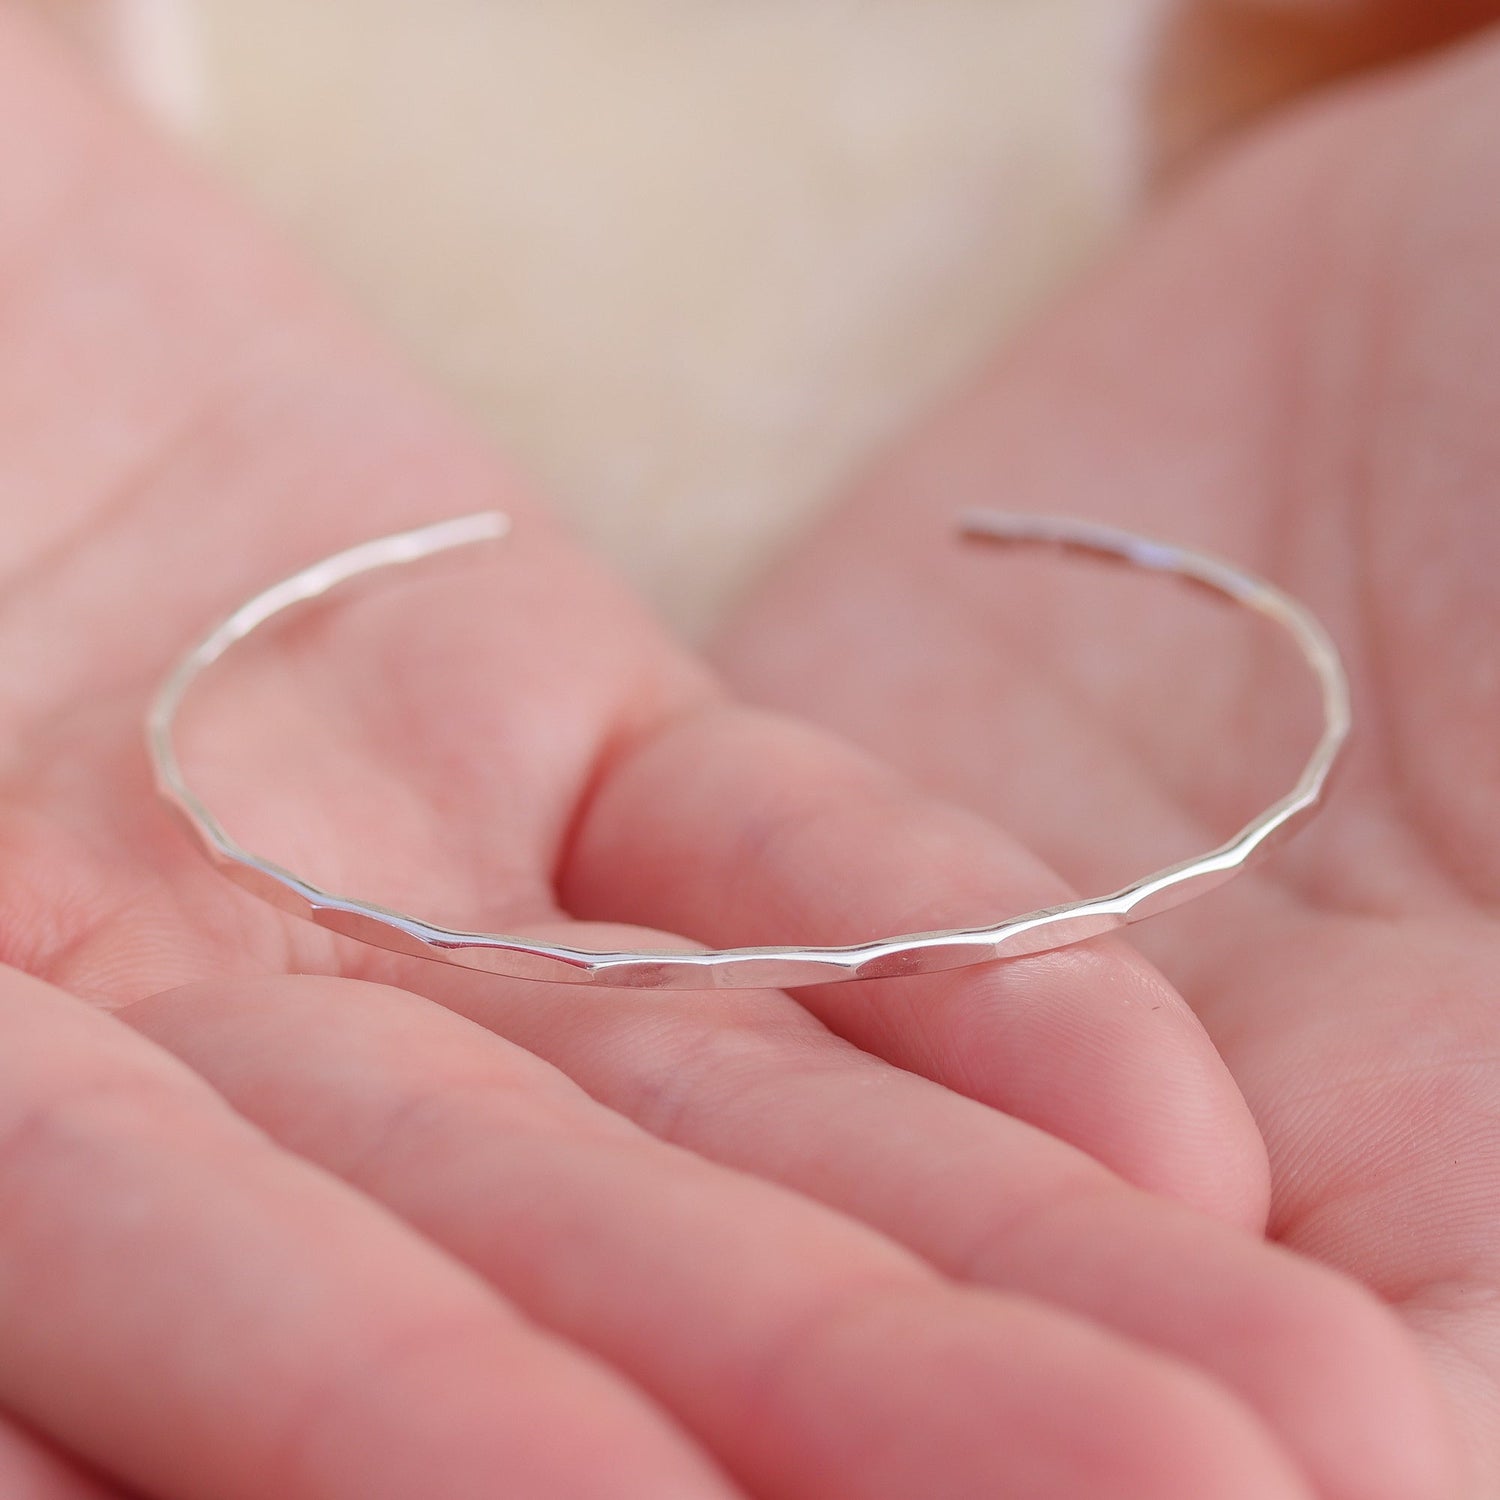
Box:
148;511;1350;989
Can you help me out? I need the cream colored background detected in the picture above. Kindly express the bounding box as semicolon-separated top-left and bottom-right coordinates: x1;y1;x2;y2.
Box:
40;0;1151;635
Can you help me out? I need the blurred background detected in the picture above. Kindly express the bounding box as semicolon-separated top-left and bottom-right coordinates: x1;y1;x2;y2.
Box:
28;1;1145;634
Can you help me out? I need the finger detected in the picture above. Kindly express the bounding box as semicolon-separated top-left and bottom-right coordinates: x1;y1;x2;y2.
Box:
382;934;1452;1500
128;972;1317;1500
0;965;735;1500
562;702;1269;1227
0;1419;123;1500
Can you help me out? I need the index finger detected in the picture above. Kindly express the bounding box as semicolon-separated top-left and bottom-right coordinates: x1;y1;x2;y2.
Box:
562;703;1270;1228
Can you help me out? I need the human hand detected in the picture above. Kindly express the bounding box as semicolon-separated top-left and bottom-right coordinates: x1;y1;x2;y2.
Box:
719;19;1500;1498
0;11;1463;1500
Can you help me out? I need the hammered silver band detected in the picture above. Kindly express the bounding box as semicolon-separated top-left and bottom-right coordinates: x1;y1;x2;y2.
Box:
148;512;1350;990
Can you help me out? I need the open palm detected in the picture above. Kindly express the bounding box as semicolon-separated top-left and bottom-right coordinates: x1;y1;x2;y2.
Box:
1;13;1472;1500
721;25;1500;1498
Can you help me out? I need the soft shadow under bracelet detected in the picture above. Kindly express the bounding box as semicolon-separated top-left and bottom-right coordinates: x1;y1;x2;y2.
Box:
147;512;1349;990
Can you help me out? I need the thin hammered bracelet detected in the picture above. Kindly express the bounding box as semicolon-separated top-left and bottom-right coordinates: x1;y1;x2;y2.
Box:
147;512;1350;990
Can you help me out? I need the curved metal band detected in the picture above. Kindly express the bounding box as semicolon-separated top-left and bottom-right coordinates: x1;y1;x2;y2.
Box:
147;511;1350;990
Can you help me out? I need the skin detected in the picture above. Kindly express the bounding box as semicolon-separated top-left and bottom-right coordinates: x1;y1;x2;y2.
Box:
719;10;1500;1498
0;6;1469;1499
